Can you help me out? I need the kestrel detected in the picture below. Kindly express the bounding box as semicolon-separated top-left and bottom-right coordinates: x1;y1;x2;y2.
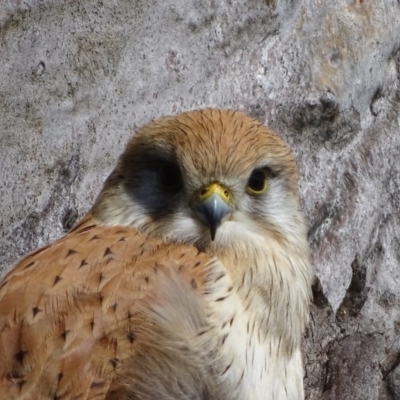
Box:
0;109;312;400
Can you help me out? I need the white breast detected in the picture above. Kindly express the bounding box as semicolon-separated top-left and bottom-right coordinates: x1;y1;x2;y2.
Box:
204;253;306;400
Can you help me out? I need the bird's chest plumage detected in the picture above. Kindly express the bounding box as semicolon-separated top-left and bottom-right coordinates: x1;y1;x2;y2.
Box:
205;253;306;400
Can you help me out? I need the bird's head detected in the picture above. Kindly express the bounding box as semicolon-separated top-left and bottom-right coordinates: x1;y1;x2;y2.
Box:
92;109;305;252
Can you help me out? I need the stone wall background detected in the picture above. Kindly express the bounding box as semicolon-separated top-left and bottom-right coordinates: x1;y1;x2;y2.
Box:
1;1;400;398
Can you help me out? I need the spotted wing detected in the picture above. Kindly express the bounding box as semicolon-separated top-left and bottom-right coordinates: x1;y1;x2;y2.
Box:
0;214;211;400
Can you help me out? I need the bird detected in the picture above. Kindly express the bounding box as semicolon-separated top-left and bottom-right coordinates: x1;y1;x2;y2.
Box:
0;108;312;400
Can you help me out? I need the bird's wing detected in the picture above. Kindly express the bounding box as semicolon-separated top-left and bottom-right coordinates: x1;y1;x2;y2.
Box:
0;214;212;400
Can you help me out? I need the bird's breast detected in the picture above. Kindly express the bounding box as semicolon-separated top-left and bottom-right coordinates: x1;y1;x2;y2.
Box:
203;249;308;400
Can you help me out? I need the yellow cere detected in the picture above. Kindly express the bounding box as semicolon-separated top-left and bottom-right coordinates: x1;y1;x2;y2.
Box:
196;182;234;206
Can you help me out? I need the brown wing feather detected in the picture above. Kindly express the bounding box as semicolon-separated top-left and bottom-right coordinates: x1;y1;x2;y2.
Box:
0;214;211;400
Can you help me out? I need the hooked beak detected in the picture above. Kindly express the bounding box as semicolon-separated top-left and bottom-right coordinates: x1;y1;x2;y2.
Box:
190;182;234;241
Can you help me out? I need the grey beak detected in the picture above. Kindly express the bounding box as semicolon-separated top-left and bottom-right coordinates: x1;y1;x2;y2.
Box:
191;192;234;241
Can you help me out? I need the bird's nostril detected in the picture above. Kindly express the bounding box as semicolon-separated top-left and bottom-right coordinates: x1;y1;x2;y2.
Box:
200;188;207;196
224;190;229;198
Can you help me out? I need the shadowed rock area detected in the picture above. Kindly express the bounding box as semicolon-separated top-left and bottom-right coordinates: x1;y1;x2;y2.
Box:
1;1;400;398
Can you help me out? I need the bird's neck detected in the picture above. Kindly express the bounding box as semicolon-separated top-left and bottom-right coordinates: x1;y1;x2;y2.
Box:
203;236;311;400
213;234;311;355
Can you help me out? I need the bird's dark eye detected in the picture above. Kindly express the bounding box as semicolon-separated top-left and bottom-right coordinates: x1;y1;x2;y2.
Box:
158;163;183;191
246;170;267;195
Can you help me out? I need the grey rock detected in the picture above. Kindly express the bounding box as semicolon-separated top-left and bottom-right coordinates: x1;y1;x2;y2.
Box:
1;1;400;398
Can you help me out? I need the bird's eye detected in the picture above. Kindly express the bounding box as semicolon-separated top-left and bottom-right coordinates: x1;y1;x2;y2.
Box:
158;163;183;191
246;170;267;195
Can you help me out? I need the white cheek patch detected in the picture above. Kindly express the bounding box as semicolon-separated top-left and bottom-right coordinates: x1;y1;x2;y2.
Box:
158;210;207;245
247;179;303;238
98;189;153;228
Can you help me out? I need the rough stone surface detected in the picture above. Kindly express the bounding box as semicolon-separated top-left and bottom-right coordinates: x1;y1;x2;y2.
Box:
1;1;400;398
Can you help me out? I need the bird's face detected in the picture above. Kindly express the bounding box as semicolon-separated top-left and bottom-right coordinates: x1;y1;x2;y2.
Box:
93;109;304;251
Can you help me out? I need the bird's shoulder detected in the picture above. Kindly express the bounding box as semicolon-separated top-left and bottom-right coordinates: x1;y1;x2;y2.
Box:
0;213;212;399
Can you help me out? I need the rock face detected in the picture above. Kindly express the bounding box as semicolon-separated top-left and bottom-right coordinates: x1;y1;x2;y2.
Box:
1;1;400;398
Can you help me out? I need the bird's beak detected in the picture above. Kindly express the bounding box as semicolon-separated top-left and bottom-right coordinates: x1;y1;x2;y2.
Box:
190;182;234;241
